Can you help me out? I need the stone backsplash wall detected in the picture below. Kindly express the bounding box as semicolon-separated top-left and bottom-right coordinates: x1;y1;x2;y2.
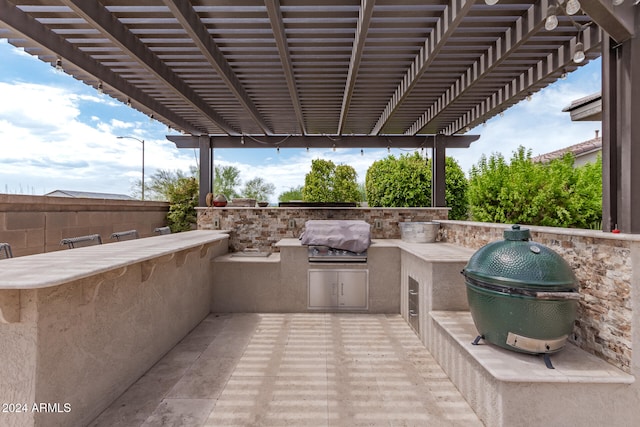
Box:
197;207;448;252
439;220;637;374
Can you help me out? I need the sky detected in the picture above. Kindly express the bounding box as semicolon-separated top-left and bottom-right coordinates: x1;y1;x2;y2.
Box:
0;38;602;203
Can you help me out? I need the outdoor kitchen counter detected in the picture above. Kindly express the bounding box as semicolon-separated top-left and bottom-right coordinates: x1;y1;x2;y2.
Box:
0;230;230;427
0;230;229;290
385;239;475;262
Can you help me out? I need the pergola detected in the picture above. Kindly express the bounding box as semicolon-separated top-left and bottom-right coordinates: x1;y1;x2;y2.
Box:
0;1;638;231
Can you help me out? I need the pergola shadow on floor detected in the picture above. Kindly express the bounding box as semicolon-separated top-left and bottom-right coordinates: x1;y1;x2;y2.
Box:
90;313;482;427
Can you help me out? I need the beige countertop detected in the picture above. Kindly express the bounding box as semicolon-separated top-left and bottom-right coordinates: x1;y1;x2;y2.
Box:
213;252;281;263
274;238;304;247
391;240;475;262
1;231;229;290
275;238;474;262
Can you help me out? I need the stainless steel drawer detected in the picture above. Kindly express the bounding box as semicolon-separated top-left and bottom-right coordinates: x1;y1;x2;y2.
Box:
408;276;419;334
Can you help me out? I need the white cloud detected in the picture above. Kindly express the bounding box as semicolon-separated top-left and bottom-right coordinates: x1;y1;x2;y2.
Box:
0;80;196;195
97;118;135;132
449;66;602;175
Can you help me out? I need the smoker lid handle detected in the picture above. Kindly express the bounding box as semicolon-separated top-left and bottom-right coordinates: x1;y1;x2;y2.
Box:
534;291;581;300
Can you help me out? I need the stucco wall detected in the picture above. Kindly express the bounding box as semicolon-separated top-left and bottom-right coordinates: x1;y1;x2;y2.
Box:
0;194;169;256
0;233;228;427
197;207;449;252
438;220;637;375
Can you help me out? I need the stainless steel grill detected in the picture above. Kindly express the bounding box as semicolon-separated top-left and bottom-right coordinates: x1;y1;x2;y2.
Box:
308;246;367;263
302;220;371;263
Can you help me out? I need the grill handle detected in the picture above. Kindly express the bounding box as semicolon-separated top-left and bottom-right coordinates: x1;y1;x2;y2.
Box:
534;291;581;300
464;275;579;299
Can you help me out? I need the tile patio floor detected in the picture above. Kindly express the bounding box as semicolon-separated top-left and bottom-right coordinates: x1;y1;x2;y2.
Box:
89;313;483;427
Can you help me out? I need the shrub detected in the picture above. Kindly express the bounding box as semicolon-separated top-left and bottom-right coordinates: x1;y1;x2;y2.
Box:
166;176;199;232
302;159;361;202
365;152;468;219
467;146;602;228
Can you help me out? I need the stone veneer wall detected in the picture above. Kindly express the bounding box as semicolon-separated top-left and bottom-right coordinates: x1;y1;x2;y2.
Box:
197;207;449;252
0;194;169;256
438;220;638;374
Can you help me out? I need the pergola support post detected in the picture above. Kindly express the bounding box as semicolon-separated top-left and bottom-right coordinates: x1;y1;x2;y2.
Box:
198;135;212;207
431;138;446;208
602;10;640;233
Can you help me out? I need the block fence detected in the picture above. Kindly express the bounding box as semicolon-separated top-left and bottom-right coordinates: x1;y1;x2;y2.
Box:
0;194;169;256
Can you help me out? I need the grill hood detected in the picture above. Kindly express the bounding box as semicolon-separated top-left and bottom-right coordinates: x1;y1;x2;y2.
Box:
300;220;371;253
462;225;577;292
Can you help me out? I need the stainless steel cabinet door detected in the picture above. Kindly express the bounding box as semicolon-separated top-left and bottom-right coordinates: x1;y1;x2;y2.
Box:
308;270;338;308
338;270;368;309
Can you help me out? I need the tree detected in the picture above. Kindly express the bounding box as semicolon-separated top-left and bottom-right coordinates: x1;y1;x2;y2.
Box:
302;159;334;202
467;146;602;228
144;168;196;201
279;186;304;202
357;182;367;204
365;152;468;219
143;167;200;231
214;165;241;200
302;159;361;202
467;151;510;223
332;164;360;203
241;177;275;201
444;157;468;220
366;152;431;207
166;176;199;232
572;155;602;229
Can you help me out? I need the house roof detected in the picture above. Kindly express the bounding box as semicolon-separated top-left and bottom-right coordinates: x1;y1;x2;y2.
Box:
45;190;136;200
562;92;602;122
0;0;625;148
563;92;603;112
531;136;602;164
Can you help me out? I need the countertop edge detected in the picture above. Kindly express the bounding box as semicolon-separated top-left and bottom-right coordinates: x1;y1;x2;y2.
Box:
1;231;230;290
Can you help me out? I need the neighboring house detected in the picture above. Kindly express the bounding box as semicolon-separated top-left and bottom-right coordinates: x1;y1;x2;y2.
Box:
532;92;603;167
531;131;602;167
561;92;602;122
45;190;135;200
